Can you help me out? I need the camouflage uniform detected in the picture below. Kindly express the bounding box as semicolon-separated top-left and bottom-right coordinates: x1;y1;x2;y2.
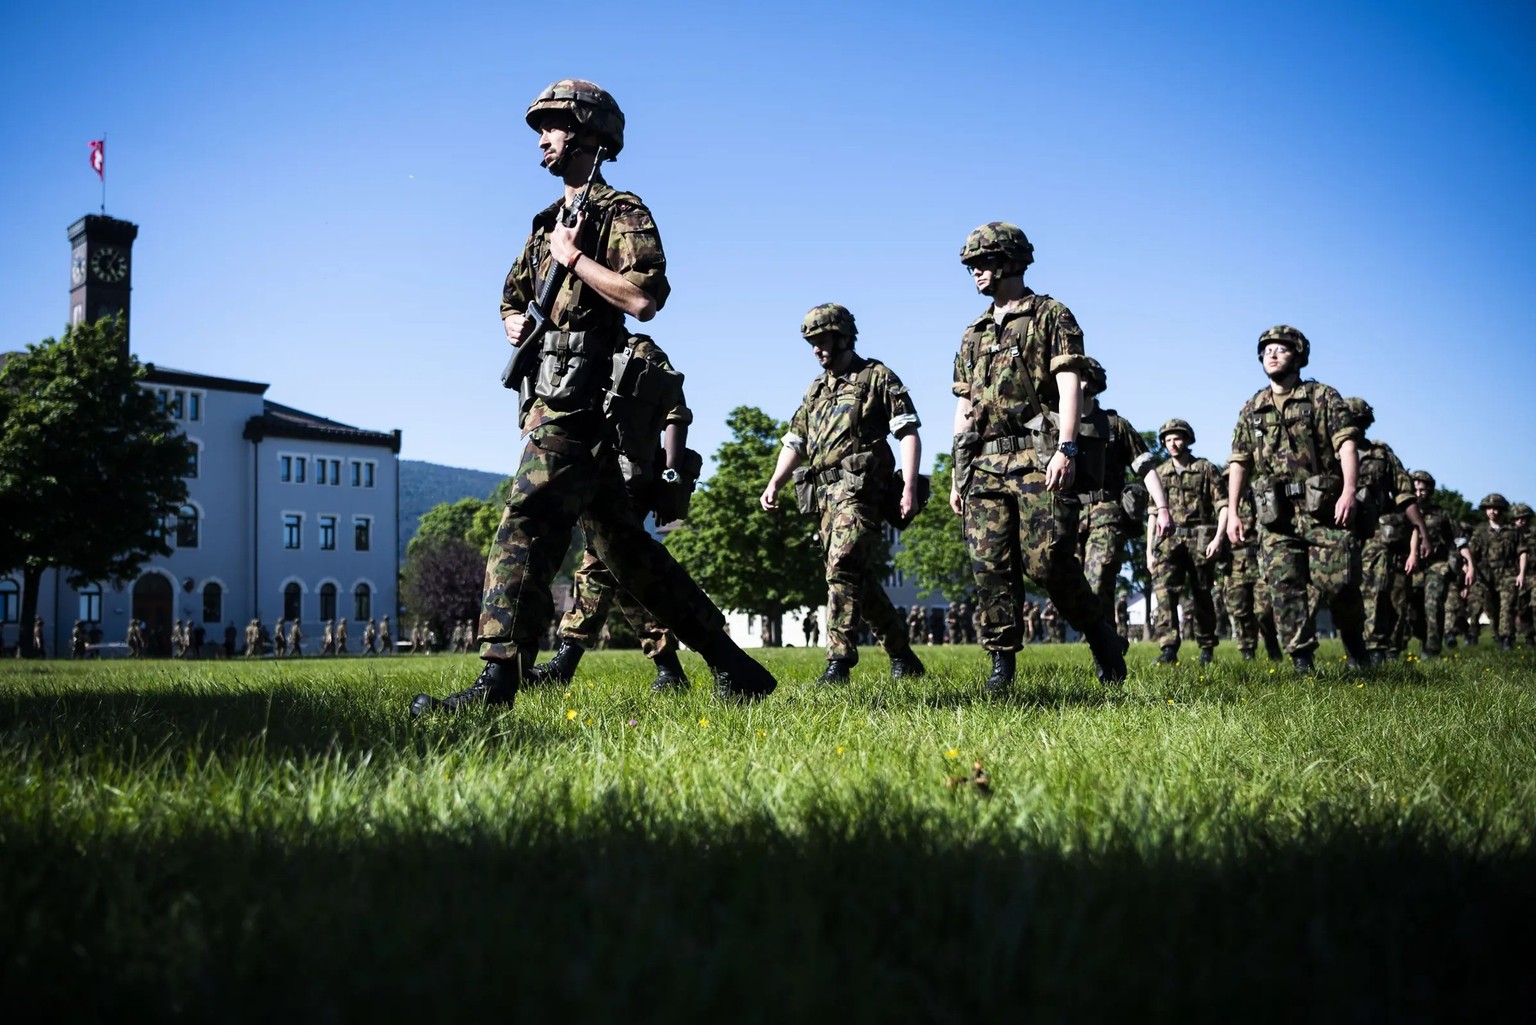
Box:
952;290;1103;650
785;348;921;665
1515;505;1535;645
1150;444;1224;659
1217;472;1280;659
1411;494;1470;656
1468;496;1521;646
1229;377;1364;660
1352;431;1418;659
1081;409;1158;619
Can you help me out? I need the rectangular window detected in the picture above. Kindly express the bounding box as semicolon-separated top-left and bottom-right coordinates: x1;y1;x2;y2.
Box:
188;392;202;422
283;514;302;550
186;445;200;479
364;462;376;488
280;456;293;483
294;457;307;484
79;588;102;624
176;508;199;549
0;585;19;623
330;459;341;485
320;515;337;551
354;517;372;552
354;586;371;622
350;460;361;487
316;459;329;485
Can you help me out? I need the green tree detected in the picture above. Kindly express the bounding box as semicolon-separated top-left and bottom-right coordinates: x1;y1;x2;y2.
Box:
0;318;191;656
1425;486;1474;525
665;406;822;645
399;535;484;646
892;454;971;600
409;496;491;557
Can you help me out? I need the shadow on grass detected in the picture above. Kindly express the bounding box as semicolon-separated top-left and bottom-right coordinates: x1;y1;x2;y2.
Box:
1;809;1531;1023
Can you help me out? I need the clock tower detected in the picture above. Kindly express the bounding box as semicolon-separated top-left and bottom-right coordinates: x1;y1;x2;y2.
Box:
67;213;139;351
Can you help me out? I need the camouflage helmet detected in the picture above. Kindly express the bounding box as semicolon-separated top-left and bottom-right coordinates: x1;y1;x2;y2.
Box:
1080;356;1107;396
1257;325;1310;370
1479;492;1509;511
1409;469;1436;490
1159;417;1195;445
1510;502;1533;520
525;79;625;157
960;222;1034;272
800;303;857;350
1344;397;1375;431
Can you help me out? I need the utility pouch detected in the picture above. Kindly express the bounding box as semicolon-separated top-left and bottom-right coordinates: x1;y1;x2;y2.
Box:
1122;482;1149;524
1303;474;1343;519
792;466;819;518
884;470;932;530
953;431;981;499
1377;512;1409;545
532;331;607;410
1193;524;1219;563
1252;476;1285;528
604;336;683;467
836;449;888;501
1024;411;1061;475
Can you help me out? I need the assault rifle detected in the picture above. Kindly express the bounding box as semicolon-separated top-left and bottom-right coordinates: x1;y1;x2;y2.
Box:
501;145;607;390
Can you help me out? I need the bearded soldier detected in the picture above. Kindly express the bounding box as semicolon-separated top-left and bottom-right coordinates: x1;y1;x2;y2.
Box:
1345;398;1429;665
761;304;926;684
1468;493;1522;650
1407;471;1474;658
1148;418;1225;665
1075;357;1173;634
1226;326;1368;673
949;223;1128;690
412;79;775;716
528;334;700;692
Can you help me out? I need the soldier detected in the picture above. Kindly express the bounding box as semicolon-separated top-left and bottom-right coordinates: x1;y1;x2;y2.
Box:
379;615;393;655
321;620;335;656
1148;419;1224;665
949;222;1128;690
762;303;926;684
1345;398;1429;664
1226;326;1368;673
335;617;349;654
528;335;701;693
287;619;303;656
1114;595;1130;640
1210;464;1283;660
1076;358;1174;630
363;618;378;655
412;79;775;716
70;620;86;659
1468;493;1522;650
1407;471;1474;659
32;616;44;658
1511;503;1535;645
273;618;287;657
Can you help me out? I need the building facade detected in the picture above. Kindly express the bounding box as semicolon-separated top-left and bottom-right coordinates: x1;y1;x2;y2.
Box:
0;214;400;656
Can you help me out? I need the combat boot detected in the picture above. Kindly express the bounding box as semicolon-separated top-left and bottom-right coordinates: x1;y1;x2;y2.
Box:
526;640;583;687
699;634;777;702
1087;621;1130;684
1499;636;1514;651
1264;638;1284;661
1341;630;1371;670
1152;644;1179;666
1292;652;1314;675
410;657;520;717
889;646;926;680
650;648;690;693
1240;649;1256;662
817;653;858;686
1198;646;1215;666
984;650;1016;694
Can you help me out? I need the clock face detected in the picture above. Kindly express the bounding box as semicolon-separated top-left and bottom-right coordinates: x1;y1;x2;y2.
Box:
90;245;129;283
71;246;87;286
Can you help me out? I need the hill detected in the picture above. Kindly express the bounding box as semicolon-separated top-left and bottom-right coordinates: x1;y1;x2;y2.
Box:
398;459;506;557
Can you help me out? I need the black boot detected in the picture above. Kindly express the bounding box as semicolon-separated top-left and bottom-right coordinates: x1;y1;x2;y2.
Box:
699;634;777;701
1087;621;1130;684
1198;646;1215;666
526;640;584;687
889;647;926;679
985;650;1016;693
1341;630;1370;669
1292;652;1314;675
410;657;519;717
1264;638;1284;661
1240;649;1256;662
1152;644;1179;665
1499;636;1515;652
650;648;690;693
817;653;858;686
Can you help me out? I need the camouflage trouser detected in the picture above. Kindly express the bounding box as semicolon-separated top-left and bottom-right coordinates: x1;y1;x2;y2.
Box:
1444;578;1468;643
1468;573;1519;640
963;466;1101;651
479;422;723;661
1522;584;1535;643
1150;536;1218;652
1256;514;1365;656
1419;563;1454;654
1360;537;1411;652
1081;502;1131;615
560;544;677;659
1223;542;1277;655
815;490;906;660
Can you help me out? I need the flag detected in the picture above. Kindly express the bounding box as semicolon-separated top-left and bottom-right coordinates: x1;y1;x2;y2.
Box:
89;139;104;179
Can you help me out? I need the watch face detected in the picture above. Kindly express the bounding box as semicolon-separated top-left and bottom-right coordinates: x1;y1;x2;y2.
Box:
71;246;87;286
90;245;129;283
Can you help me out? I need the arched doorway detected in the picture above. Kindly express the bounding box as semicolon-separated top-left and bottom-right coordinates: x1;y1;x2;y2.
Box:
133;573;174;657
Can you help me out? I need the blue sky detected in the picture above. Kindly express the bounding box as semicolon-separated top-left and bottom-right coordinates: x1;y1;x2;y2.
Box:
3;0;1533;504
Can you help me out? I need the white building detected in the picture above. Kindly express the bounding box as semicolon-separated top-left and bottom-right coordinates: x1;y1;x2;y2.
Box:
0;214;400;656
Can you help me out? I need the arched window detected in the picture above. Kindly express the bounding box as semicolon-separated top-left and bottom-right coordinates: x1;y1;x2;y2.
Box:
319;582;337;622
202;582;223;624
176;505;199;548
2;579;22;623
353;583;371;622
283;582;302;622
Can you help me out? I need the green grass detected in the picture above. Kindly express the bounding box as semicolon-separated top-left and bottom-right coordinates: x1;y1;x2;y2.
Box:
3;642;1534;1021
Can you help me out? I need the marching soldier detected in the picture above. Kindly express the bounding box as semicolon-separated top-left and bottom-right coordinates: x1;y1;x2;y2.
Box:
1407;471;1474;659
1468;493;1522;649
1148;418;1225;665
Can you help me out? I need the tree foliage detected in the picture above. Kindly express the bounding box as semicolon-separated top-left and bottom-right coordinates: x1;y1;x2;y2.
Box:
409;497;490;557
1425;486;1474;525
892;454;971;600
399;535;484;643
0;318;191;654
664;406;823;641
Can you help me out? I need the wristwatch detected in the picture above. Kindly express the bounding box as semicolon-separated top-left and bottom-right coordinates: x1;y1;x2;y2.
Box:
1057;441;1079;459
660;468;680;484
